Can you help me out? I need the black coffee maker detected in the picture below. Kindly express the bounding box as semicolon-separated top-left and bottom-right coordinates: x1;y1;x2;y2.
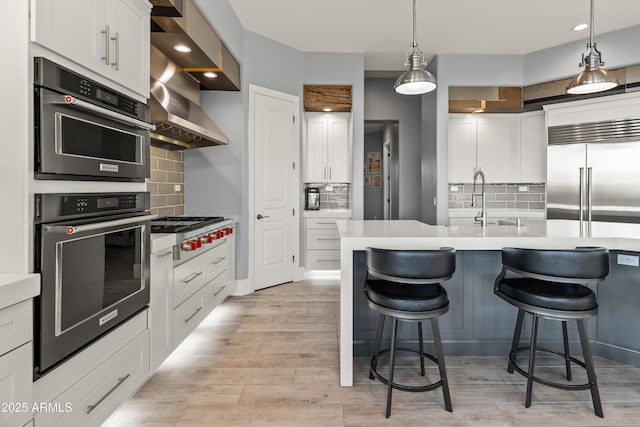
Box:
305;187;320;210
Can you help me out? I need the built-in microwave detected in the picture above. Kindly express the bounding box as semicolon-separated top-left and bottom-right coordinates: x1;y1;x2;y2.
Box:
34;58;154;182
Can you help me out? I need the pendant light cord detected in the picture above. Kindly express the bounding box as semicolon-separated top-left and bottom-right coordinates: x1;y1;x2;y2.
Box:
412;0;417;48
589;0;595;48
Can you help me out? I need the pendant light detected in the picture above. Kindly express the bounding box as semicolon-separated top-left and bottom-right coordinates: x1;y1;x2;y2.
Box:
394;0;436;95
566;0;618;94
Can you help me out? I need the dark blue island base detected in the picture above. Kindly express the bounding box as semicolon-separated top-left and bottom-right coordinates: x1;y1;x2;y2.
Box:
352;250;640;366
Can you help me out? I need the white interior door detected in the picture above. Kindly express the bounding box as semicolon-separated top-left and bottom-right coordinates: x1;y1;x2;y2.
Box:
253;91;296;290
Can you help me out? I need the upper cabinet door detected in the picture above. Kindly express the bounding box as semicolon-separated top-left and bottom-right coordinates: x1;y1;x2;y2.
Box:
327;117;350;183
448;117;476;183
476;117;519;183
31;0;107;75
31;0;151;98
520;113;546;183
105;0;151;98
305;117;328;182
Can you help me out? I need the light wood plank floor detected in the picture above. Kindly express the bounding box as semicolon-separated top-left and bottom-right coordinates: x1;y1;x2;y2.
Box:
106;280;640;426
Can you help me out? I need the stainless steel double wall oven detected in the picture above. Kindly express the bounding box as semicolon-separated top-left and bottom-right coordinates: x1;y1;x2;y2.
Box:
33;58;154;377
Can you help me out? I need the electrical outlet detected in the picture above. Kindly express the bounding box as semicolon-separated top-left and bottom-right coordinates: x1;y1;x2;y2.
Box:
450;186;459;192
518;186;528;192
174;184;181;192
617;254;639;267
325;185;333;192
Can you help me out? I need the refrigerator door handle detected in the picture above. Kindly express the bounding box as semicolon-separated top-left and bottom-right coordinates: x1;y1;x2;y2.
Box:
579;167;585;236
587;167;593;236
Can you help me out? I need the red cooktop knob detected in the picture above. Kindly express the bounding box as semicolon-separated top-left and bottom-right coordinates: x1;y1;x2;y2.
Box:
207;234;213;243
196;239;202;248
225;228;231;235
190;241;197;251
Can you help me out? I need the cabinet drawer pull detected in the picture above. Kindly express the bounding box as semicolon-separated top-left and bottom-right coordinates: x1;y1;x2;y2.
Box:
182;272;202;284
317;259;340;262
316;222;335;225
211;256;226;265
316;238;340;241
184;306;203;323
158;250;173;259
213;285;226;297
86;373;130;414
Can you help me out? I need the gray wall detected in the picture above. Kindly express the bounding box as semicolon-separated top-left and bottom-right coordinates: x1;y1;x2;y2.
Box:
363;131;383;220
364;78;423;220
421;57;438;224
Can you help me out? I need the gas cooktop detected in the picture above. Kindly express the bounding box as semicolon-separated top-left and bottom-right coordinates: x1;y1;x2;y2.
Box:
150;216;225;233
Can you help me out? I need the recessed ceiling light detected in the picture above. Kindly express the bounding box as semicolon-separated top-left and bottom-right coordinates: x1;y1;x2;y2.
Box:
173;44;192;53
203;72;218;78
323;108;332;112
573;23;588;31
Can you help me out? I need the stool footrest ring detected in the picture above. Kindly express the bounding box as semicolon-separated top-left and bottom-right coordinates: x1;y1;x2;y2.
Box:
371;347;445;393
509;346;595;391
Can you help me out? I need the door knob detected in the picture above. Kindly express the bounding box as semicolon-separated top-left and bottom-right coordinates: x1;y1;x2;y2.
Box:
257;214;270;220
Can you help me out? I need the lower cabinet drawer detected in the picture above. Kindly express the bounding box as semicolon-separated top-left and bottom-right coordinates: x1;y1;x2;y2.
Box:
0;343;32;427
35;330;150;427
173;288;206;347
0;300;32;358
306;229;341;250
174;257;206;308
306;250;341;270
204;239;230;283
204;268;230;314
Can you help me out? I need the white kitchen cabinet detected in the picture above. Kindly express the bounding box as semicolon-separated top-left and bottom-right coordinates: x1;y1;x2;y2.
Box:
519;112;546;182
305;114;351;183
449;114;541;183
304;217;346;270
31;0;151;97
149;248;174;373
0;299;33;427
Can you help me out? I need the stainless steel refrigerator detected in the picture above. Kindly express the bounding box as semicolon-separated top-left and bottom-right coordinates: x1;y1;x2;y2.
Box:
547;117;640;235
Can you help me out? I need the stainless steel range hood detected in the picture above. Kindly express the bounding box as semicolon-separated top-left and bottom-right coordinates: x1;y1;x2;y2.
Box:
149;45;228;150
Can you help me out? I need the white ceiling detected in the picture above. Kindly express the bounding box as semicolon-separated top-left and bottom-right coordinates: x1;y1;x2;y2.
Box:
228;0;640;71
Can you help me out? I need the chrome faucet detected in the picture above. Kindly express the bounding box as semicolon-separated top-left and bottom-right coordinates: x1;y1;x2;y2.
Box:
471;169;487;226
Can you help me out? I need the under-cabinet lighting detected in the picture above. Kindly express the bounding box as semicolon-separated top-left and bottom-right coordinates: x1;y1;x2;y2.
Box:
323;108;332;112
173;44;192;53
203;72;218;78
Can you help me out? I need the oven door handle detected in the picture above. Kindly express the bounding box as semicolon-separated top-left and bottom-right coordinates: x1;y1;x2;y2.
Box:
44;214;155;235
44;94;156;131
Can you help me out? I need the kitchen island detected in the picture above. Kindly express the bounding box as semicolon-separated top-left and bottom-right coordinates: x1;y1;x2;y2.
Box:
337;220;640;386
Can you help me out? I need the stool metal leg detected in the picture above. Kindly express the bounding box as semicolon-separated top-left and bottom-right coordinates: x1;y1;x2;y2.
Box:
386;317;399;418
418;321;425;376
562;321;572;381
525;313;539;408
577;319;603;418
431;317;453;412
370;314;385;380
508;309;525;374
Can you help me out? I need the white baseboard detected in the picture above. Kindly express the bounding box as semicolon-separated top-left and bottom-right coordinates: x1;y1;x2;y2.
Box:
303;269;341;281
230;279;253;296
294;266;305;282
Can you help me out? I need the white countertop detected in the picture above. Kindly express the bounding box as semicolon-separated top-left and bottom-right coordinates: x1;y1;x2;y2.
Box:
303;209;352;218
0;274;40;310
336;219;640;387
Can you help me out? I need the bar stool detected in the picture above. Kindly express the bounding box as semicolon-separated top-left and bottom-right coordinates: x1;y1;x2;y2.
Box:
364;247;456;418
494;247;609;417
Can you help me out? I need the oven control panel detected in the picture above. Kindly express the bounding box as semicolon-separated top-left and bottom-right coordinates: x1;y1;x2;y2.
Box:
35;192;151;223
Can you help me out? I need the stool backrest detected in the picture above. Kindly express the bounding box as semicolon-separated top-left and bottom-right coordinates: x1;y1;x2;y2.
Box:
366;247;456;284
501;247;609;284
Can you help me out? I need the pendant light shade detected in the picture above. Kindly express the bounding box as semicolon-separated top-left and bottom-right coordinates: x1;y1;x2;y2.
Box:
394;0;436;95
566;0;618;94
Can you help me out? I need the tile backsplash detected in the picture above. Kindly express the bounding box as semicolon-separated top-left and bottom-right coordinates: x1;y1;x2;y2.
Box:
448;183;546;211
306;184;350;209
148;146;184;216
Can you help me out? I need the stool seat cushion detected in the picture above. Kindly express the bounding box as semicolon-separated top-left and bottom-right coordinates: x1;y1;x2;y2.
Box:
498;277;597;312
365;279;448;312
